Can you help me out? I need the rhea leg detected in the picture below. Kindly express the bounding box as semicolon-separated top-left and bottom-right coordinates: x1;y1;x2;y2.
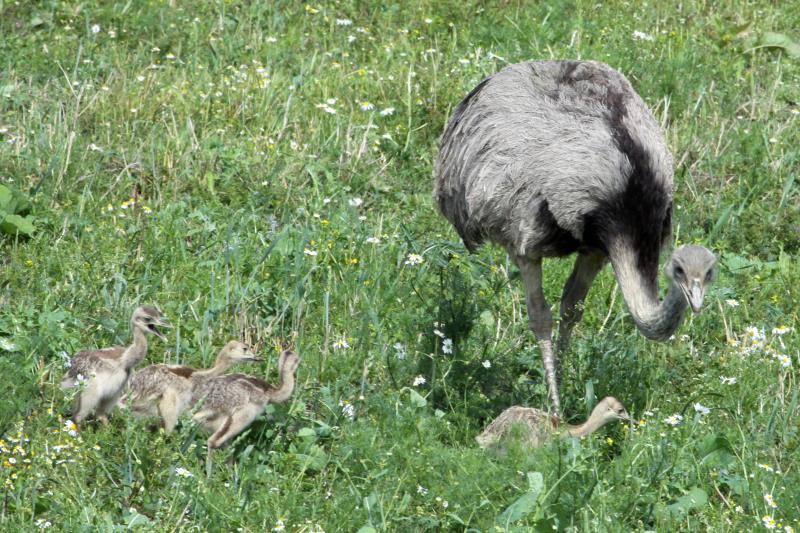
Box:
96;388;125;425
516;257;560;415
207;403;262;450
203;404;261;477
557;251;607;354
73;381;103;426
158;390;189;434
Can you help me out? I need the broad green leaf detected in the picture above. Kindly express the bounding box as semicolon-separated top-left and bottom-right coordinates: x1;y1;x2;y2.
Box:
527;472;544;493
698;434;735;467
667;487;708;518
496;472;544;525
297;427;317;440
718;472;748;497
721;253;760;273
0;184;32;215
295;444;327;471
9;190;31;215
2;214;35;236
0;185;11;210
758;31;800;58
408;389;427;408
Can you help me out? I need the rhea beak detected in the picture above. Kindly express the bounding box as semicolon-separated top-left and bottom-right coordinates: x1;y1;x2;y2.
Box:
150;318;172;341
620;411;630;421
245;352;264;363
687;280;705;314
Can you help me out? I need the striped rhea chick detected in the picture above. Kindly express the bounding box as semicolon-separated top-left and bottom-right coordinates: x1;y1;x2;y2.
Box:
60;305;170;426
192;346;300;457
125;341;263;433
476;396;629;449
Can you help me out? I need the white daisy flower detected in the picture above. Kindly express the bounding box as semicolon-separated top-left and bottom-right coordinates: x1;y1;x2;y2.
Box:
404;253;423;266
442;338;453;354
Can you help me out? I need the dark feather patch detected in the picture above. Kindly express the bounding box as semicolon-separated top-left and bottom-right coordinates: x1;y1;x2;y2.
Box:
167;366;195;379
583;98;671;293
537;200;581;257
239;376;272;392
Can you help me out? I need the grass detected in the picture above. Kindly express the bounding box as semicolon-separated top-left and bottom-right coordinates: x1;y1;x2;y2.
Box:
1;0;799;530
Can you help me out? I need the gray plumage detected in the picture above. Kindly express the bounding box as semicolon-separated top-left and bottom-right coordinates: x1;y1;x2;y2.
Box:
436;60;716;414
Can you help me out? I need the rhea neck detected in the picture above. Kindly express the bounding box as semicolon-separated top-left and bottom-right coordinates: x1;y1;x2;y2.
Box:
267;360;297;403
563;412;610;437
608;241;688;341
193;354;237;381
122;326;150;369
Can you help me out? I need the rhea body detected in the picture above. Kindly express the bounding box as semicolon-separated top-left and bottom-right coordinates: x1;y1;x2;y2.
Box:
60;305;169;426
193;348;301;452
435;60;716;413
476;396;629;448
125;340;263;433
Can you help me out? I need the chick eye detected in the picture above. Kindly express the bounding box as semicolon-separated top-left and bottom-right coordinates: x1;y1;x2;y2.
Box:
705;269;714;282
674;266;684;278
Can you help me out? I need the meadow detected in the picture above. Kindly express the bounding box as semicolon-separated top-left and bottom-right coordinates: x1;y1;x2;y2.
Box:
1;0;799;530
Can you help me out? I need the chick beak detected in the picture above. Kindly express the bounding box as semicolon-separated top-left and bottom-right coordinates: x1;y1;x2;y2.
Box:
246;353;264;363
688;281;704;314
151;318;172;340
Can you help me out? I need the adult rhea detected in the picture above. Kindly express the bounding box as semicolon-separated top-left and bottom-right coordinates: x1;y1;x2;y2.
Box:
435;60;715;414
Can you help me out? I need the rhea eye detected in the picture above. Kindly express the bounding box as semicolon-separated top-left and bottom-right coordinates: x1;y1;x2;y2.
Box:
674;266;684;278
705;269;714;282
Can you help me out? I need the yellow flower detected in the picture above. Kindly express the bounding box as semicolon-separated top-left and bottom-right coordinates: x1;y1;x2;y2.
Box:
349;258;358;265
605;437;614;445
